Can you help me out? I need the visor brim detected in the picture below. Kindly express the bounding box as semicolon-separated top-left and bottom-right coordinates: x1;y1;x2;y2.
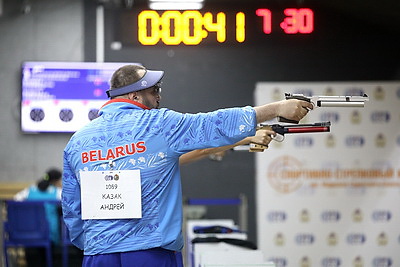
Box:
106;70;164;98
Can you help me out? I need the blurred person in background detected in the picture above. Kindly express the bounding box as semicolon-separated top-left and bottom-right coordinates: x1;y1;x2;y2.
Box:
14;168;62;266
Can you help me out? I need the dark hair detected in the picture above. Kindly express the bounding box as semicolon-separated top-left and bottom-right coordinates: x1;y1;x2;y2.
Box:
109;65;146;91
37;168;62;192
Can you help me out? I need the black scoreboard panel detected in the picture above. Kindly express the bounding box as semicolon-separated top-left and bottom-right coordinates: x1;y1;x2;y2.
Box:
108;1;397;49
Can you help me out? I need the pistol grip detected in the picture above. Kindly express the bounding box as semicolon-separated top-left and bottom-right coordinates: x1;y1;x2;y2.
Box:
249;143;268;152
278;116;300;124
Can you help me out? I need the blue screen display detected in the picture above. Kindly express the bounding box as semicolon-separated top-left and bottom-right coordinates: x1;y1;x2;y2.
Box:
21;61;138;133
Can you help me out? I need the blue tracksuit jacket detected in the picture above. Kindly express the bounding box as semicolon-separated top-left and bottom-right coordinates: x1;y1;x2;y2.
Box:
62;98;256;255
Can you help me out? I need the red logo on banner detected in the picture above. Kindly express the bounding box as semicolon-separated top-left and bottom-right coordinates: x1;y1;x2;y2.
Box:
267;155;303;193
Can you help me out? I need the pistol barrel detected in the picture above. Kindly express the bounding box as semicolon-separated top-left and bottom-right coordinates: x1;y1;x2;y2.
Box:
317;101;366;107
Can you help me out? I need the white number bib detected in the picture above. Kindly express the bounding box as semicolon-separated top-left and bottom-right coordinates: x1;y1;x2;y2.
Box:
80;170;142;220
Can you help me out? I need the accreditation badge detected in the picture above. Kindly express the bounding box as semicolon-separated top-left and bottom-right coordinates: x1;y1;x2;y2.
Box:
80;170;142;220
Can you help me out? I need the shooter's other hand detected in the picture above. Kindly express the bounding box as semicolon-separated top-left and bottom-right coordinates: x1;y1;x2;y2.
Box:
250;129;275;147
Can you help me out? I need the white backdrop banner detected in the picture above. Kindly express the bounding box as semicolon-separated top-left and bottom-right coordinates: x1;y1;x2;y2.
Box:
255;82;400;267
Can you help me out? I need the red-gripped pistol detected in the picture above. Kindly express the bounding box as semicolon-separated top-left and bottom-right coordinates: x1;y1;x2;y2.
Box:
249;122;331;152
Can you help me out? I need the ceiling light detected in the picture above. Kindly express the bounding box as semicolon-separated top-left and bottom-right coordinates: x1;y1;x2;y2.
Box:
149;0;204;10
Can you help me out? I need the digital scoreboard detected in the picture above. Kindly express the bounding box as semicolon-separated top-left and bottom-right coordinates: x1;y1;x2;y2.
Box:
114;3;318;46
137;8;314;45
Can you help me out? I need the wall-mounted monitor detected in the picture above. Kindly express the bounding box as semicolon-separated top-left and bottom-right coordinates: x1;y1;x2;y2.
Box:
21;61;136;133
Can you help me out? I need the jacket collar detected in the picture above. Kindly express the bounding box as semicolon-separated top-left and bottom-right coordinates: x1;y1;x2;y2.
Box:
100;98;150;110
